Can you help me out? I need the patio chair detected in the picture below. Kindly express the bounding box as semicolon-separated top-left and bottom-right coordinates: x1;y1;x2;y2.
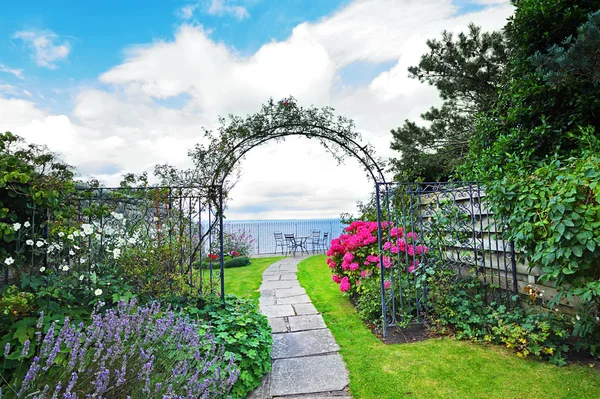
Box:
274;232;285;255
284;233;298;256
310;230;321;254
320;232;329;253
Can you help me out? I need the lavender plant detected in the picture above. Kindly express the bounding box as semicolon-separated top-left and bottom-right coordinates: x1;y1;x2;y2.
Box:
1;300;238;399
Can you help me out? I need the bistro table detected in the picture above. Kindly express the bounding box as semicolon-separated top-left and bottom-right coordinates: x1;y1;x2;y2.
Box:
294;236;309;255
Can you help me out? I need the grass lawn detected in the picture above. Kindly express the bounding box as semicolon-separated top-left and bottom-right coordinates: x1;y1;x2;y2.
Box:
211;256;285;300
298;255;600;399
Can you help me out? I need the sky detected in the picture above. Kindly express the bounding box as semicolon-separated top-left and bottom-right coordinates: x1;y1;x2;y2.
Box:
0;0;513;220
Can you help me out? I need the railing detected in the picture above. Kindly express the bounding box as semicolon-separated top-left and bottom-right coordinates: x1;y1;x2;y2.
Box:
221;219;346;254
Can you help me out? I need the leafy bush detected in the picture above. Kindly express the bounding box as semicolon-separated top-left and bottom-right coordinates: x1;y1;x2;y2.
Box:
482;130;600;358
222;231;255;257
2;300;238;398
426;269;571;365
224;256;251;268
190;295;272;399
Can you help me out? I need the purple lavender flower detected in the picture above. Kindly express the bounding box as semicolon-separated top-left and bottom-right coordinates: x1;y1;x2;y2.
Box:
20;339;30;358
14;300;239;398
36;311;44;329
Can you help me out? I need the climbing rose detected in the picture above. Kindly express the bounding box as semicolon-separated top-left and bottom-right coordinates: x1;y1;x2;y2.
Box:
332;275;341;284
384;280;391;290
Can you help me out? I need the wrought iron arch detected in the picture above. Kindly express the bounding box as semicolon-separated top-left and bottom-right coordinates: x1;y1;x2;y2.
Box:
192;97;387;310
217;126;386;186
192;99;387;188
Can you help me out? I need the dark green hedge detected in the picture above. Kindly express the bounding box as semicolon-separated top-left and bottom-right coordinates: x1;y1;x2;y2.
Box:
224;256;251;268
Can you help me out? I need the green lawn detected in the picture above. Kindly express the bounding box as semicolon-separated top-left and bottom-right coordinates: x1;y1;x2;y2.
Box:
218;256;285;300
298;255;600;399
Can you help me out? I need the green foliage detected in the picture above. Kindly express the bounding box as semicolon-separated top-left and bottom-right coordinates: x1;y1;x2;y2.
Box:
191;295;272;399
426;270;571;365
0;132;76;272
462;1;600;359
224;256;251;268
390;24;507;181
466;1;600;178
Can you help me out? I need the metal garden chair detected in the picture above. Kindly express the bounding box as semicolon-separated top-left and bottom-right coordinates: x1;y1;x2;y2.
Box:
310;230;321;254
320;232;329;253
274;232;285;255
284;233;298;256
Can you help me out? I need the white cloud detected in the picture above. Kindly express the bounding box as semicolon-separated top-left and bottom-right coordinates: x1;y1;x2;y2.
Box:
3;0;513;219
13;30;71;69
180;4;198;19
207;0;250;20
0;63;24;79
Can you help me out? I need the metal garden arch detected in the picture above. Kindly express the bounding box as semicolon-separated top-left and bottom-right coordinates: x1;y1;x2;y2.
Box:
197;97;390;330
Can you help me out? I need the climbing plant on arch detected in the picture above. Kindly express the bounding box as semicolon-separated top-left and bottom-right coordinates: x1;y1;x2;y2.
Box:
189;97;387;188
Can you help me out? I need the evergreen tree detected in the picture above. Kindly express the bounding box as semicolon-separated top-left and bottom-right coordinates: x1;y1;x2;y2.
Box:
389;24;507;181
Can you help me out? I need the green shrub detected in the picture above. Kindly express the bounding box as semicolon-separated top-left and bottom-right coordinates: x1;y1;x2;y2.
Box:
224;256;251;268
190;295;272;399
426;268;571;365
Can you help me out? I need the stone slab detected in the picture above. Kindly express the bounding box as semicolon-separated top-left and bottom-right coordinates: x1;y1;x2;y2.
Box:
292;303;319;315
272;329;339;359
275;286;306;297
260;304;296;318
288;314;327;332
261;281;297;290
270;354;349;396
268;317;288;333
276;294;312;305
279;272;298;280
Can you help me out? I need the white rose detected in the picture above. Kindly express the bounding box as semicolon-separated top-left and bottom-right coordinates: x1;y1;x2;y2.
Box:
58;232;64;237
94;288;103;296
81;224;94;235
4;257;14;265
62;265;69;272
36;241;44;247
23;221;31;228
39;266;46;272
26;239;34;246
69;250;75;256
79;275;84;281
13;223;21;231
113;248;121;260
67;234;74;240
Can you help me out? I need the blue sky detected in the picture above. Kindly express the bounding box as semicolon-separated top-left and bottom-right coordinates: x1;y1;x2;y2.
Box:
1;1;349;98
0;0;513;219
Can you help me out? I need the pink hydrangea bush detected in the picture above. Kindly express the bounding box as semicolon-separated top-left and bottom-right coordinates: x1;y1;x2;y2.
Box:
327;220;428;296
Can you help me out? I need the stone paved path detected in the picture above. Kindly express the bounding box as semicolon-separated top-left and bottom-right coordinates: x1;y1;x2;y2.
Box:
248;256;352;399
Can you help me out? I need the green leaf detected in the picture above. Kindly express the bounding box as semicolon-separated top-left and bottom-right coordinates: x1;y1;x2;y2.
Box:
586;240;596;252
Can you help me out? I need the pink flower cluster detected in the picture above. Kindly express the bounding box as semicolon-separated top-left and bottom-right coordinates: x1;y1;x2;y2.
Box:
327;220;428;294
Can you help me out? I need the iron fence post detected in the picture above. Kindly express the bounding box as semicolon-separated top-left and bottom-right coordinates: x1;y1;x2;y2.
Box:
219;186;225;303
375;182;387;338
